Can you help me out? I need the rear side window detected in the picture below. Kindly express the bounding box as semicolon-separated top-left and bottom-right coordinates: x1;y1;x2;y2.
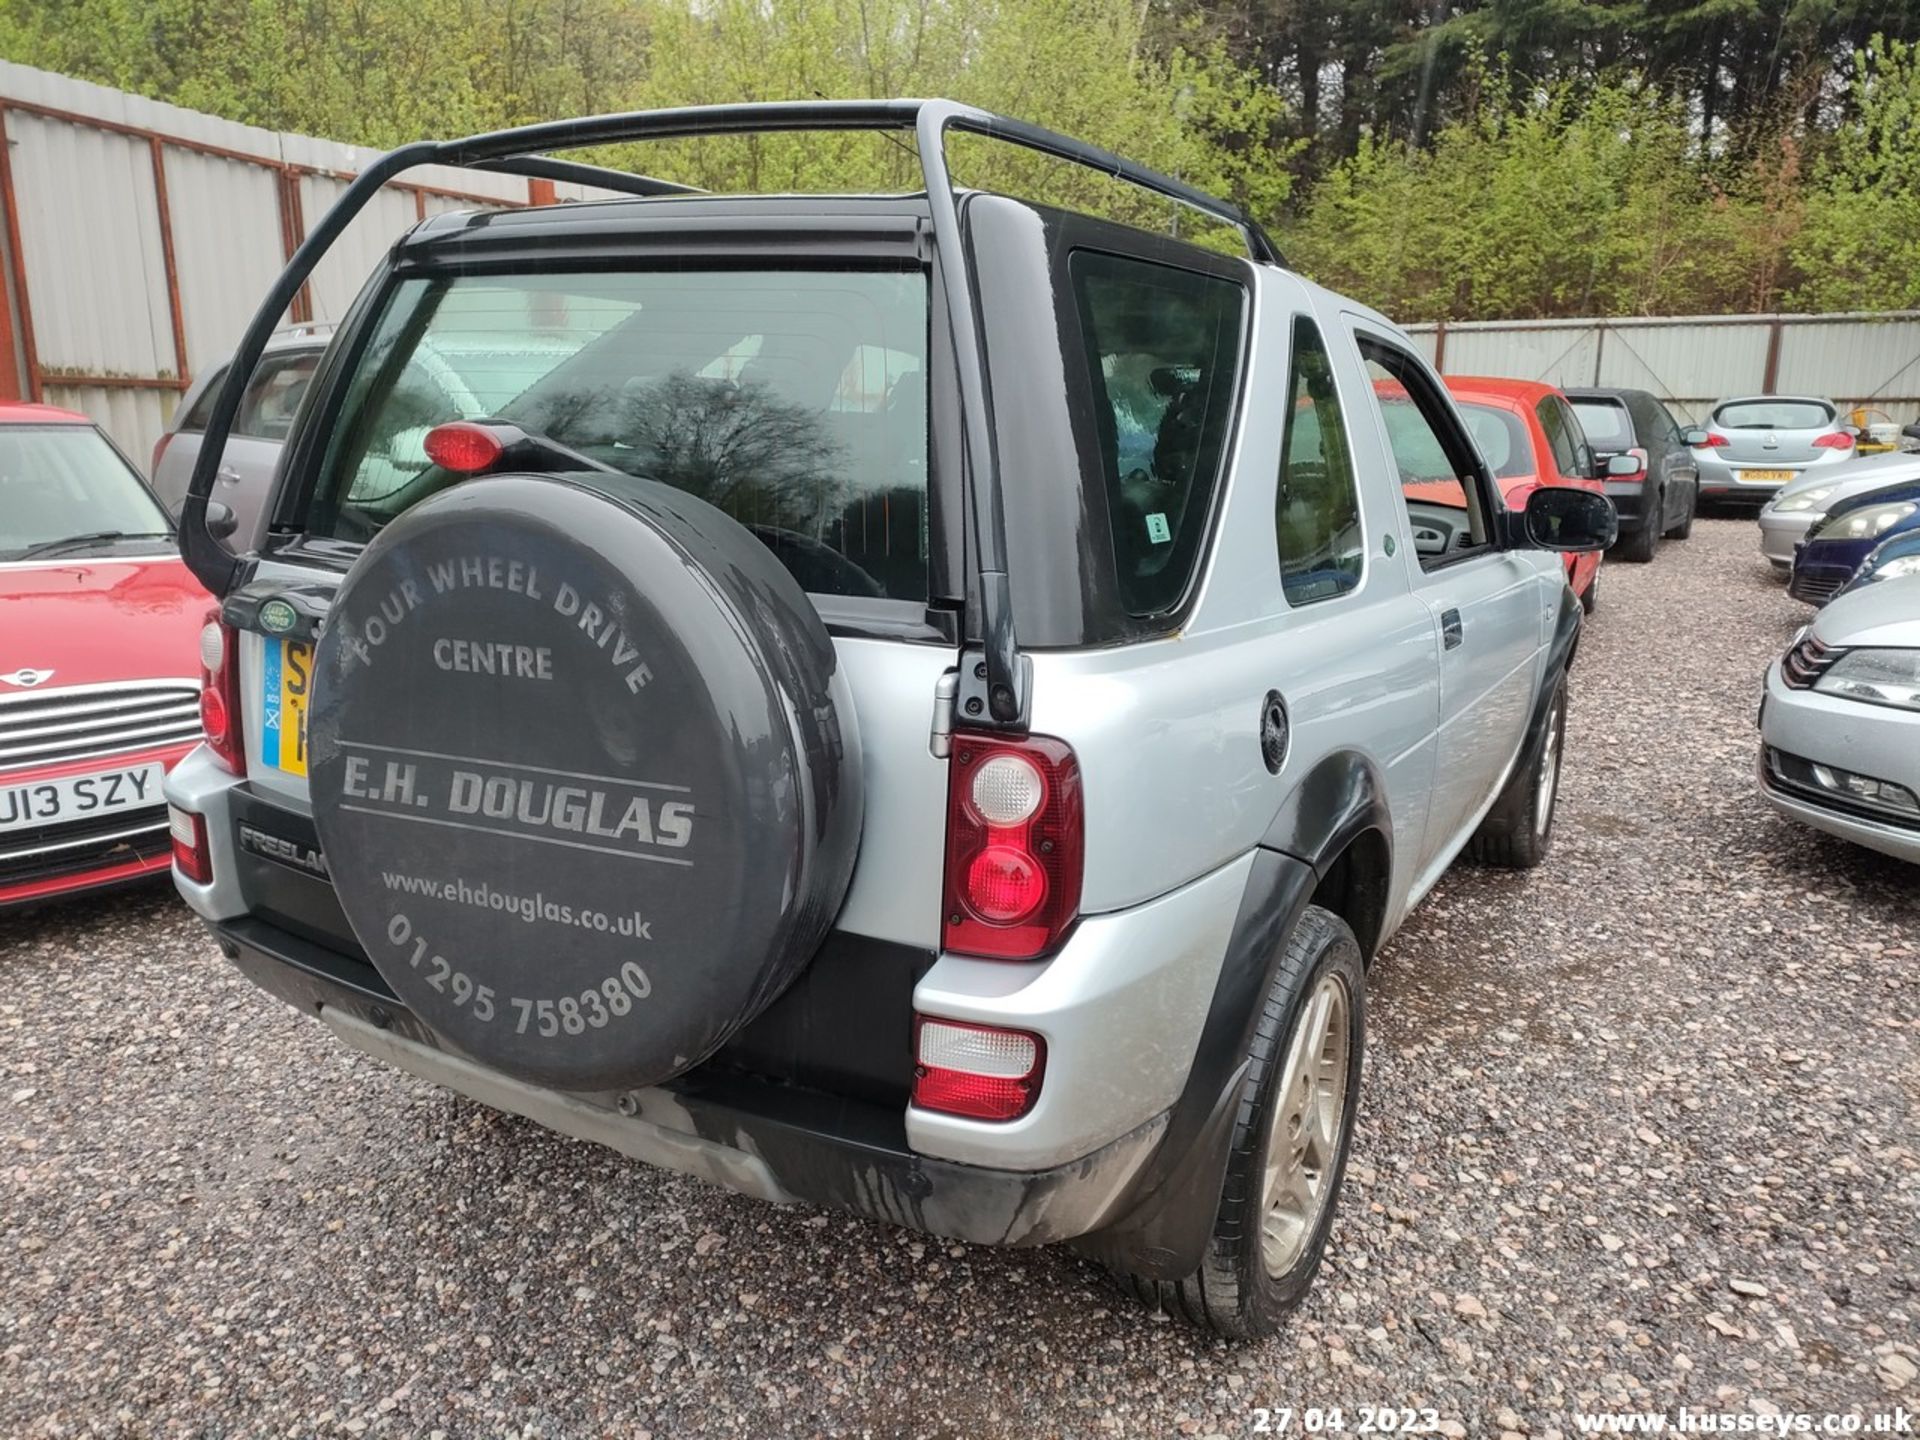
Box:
1572;398;1634;451
1069;252;1244;615
1275;316;1363;605
306;269;930;601
1535;396;1589;478
179;367;228;431
1714;399;1833;430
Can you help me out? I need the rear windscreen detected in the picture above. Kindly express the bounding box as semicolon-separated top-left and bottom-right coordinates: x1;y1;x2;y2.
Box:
306;269;930;601
1069;252;1245;616
1571;398;1634;450
1714;399;1833;431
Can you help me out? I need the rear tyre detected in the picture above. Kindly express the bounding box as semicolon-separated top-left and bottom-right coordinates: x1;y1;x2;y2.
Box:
1664;491;1695;540
1617;498;1660;562
1116;905;1366;1340
1466;672;1567;870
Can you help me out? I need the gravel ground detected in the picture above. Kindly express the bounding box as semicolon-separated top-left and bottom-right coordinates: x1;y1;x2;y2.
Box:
3;518;1916;1439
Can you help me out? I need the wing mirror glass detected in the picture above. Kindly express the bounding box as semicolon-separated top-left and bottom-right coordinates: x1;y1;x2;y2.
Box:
1681;427;1709;446
1605;453;1642;478
1524;486;1616;553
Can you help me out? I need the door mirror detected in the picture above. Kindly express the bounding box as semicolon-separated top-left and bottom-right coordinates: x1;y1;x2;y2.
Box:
1605;453;1643;478
1681;427;1709;447
1523;487;1616;552
204;500;239;541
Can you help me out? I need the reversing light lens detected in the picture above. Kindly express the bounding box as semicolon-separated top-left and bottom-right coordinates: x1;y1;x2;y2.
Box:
970;753;1044;825
198;620;226;673
424;422;505;474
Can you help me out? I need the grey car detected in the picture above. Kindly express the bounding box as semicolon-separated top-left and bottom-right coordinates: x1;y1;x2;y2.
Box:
1696;395;1855;505
161;99;1614;1339
1756;452;1920;573
1760;573;1920;863
149;328;329;549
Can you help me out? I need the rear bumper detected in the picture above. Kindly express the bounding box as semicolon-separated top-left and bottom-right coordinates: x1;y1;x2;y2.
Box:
210;913;1167;1247
1603;480;1650;528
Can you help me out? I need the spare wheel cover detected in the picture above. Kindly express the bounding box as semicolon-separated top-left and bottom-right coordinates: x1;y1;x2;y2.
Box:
307;474;862;1091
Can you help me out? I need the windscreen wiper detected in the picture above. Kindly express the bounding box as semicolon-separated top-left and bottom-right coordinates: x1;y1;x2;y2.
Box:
9;530;174;560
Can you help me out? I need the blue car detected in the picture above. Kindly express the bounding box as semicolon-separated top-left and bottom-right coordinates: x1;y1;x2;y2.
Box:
1835;528;1920;599
1790;478;1920;604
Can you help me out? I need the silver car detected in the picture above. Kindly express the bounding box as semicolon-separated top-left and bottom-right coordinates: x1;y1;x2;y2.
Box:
1757;452;1920;573
1696;395;1855;506
162;98;1617;1339
149;328;329;549
1760;573;1920;863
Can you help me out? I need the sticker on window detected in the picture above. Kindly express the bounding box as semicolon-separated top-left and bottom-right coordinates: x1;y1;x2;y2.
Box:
1145;512;1172;544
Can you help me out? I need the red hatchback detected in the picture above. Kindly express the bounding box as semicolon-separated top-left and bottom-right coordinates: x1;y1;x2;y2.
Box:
1443;376;1608;612
1;403;206;909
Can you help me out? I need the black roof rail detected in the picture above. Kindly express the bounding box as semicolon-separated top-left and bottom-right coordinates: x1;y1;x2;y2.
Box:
180;99;1283;731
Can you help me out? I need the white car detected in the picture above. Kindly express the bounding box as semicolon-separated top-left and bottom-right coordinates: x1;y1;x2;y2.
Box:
1757;452;1920;573
1760;573;1920;863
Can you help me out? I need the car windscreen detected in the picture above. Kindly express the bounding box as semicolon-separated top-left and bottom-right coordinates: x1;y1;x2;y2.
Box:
1571;398;1635;451
0;426;171;557
1714;399;1833;430
1455;402;1533;478
305;268;930;602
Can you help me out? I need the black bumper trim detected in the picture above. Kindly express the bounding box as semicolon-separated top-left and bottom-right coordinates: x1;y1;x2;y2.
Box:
213;916;1166;1249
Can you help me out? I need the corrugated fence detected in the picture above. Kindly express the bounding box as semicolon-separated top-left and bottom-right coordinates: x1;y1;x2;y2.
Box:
2;59;1917;461
0;61;612;460
1406;313;1920;427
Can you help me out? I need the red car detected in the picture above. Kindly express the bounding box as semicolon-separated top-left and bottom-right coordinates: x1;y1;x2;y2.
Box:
1;402;206;909
1442;376;1608;612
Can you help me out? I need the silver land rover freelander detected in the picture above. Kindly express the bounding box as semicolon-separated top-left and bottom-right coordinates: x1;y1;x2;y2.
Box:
163;101;1614;1339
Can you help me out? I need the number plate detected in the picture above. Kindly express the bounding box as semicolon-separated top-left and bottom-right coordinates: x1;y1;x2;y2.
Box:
0;761;166;834
261;638;313;776
1739;469;1795;484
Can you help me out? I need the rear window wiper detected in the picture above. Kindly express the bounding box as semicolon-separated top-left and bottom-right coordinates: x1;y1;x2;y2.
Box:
9;530;174;559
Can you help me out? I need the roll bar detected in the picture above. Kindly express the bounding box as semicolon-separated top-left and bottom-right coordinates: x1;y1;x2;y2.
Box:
179;98;1285;731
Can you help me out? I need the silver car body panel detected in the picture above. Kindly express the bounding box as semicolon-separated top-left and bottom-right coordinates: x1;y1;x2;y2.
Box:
1759;576;1920;864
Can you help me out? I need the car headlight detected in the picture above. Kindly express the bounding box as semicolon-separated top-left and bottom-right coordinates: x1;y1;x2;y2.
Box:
1813;647;1920;711
1773;487;1833;514
1815;502;1918;541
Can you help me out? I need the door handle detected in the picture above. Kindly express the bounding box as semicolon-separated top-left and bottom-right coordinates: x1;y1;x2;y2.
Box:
1441;608;1463;650
217;466;242;484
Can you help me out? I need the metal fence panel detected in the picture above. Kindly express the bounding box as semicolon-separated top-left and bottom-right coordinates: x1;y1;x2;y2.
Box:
164;148;287;375
1776;315;1920;412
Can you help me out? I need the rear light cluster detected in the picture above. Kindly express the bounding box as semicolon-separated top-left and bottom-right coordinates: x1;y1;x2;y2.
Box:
1813;432;1856;450
911;1017;1044;1121
168;805;211;884
199;608;245;774
1699;433;1729;448
941;733;1082;960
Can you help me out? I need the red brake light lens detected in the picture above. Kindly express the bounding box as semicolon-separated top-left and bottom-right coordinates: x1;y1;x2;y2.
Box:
199;607;244;775
912;1017;1045;1121
424;422;506;474
168;805;211;885
1701;432;1730;448
1813;431;1855;450
942;734;1082;960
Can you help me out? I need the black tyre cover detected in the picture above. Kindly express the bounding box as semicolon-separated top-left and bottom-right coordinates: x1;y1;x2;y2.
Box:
307;473;862;1091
